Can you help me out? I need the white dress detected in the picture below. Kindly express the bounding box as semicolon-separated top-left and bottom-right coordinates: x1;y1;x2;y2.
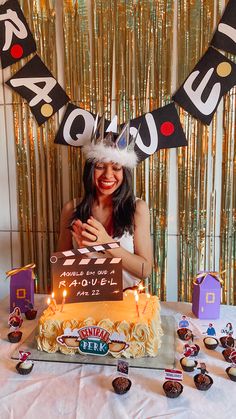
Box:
72;199;140;289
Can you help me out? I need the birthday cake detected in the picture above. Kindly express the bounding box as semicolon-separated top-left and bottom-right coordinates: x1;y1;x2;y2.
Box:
36;291;163;358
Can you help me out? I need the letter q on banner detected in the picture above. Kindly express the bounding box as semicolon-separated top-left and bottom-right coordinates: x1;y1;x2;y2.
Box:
210;0;236;55
6;54;70;126
0;0;36;69
55;103;96;146
173;47;236;125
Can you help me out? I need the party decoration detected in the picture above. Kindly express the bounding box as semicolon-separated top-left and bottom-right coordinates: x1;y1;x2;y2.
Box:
57;326;129;356
173;47;236;125
131;103;187;162
194;363;213;391
192;272;222;319
0;0;36;69
50;244;123;303
163;369;183;398
55;103;96;146
6;54;69;126
55;102;188;163
211;0;236;55
178;315;190;329
6;263;35;314
8;307;23;329
16;351;34;375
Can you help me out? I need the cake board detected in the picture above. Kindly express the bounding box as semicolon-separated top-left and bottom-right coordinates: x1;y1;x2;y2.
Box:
11;315;176;370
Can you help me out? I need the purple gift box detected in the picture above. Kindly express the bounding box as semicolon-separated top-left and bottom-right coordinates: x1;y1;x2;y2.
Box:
192;272;221;319
10;269;34;314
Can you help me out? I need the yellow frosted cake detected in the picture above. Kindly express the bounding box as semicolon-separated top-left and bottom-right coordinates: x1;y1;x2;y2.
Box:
36;291;163;358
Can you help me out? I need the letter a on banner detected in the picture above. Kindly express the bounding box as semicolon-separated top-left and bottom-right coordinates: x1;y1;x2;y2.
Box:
210;0;236;55
173;47;236;125
6;55;70;126
0;0;36;69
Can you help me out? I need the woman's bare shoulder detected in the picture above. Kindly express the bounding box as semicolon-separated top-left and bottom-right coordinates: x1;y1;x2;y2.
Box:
135;199;150;217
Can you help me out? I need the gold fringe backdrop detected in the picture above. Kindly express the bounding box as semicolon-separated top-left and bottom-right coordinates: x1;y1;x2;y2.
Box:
10;0;236;303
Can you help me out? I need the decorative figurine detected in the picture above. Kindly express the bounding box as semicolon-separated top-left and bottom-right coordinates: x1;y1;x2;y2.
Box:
194;363;213;391
7;307;23;343
6;263;35;314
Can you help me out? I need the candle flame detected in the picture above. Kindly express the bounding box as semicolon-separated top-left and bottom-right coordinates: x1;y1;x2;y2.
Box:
63;290;67;297
47;298;51;305
52;292;55;299
147;293;150;299
138;283;145;292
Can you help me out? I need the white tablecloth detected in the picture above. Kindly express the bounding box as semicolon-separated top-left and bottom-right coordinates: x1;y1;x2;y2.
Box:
0;296;235;419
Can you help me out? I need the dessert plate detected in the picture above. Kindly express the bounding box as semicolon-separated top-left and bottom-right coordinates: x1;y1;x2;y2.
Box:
11;315;175;370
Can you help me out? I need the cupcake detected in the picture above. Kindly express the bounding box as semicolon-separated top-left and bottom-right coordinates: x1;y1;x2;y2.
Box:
180;357;197;372
112;377;132;394
16;360;34;375
163;381;183;398
25;309;37;320
203;337;218;350
194;373;213;391
226;366;236;382
8;330;22;343
220;336;234;348
177;328;193;341
222;348;234;363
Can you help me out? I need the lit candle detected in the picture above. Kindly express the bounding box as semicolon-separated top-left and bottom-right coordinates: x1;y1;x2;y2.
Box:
135;292;140;318
47;298;56;315
60;290;67;312
142;293;150;314
138;283;145;293
51;292;57;311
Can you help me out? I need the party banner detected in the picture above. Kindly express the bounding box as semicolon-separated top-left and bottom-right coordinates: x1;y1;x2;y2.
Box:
210;0;236;55
131;103;187;162
55;102;187;162
55;103;96;146
173;47;236;125
6;54;70;126
0;0;36;69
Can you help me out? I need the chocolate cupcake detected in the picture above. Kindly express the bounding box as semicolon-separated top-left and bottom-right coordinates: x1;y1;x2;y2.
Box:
180;357;198;372
226;366;236;382
222;348;234;363
194;373;213;391
8;330;22;343
203;337;218;350
177;328;193;341
220;336;235;348
25;309;37;320
112;377;132;394
163;381;183;398
16;360;34;375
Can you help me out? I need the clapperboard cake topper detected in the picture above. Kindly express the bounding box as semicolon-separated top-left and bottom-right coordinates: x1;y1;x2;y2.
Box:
50;242;123;303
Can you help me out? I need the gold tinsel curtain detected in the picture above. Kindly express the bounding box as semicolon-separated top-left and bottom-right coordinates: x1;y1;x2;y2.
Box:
11;0;236;304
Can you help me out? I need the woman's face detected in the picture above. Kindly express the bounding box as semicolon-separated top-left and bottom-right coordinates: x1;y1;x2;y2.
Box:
94;162;124;196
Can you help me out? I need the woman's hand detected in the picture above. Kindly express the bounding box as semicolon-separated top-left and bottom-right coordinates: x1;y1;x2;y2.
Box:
80;216;113;246
71;219;84;248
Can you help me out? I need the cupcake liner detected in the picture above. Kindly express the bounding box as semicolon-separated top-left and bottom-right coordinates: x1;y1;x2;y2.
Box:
8;331;22;343
180;358;197;372
16;362;34;375
203;338;218;350
163;381;183;398
226;367;236;382
112;377;132;394
25;310;37;320
194;374;213;391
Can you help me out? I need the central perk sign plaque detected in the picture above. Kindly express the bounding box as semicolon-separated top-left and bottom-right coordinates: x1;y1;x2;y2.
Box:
50;243;123;303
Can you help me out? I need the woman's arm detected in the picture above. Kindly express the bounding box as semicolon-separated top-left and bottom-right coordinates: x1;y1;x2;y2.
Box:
80;200;153;279
57;200;74;252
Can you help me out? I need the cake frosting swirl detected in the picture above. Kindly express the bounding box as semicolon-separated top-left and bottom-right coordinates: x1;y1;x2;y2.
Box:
36;291;162;358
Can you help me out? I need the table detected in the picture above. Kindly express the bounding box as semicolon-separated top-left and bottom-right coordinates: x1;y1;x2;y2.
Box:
0;295;235;419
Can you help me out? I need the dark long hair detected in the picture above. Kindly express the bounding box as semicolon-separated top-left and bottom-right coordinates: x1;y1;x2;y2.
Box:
72;161;136;238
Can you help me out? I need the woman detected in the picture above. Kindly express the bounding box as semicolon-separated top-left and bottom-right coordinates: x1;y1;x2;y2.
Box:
57;118;153;289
